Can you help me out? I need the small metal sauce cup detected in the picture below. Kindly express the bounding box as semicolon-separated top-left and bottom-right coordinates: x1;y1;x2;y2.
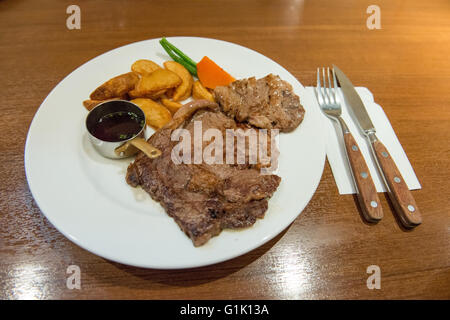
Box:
85;100;161;159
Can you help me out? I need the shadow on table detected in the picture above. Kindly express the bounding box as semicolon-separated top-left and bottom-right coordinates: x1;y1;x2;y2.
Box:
352;194;380;226
105;227;289;288
383;194;417;232
353;193;416;232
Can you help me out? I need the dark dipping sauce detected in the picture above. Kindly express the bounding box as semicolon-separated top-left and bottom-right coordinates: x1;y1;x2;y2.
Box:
91;111;144;142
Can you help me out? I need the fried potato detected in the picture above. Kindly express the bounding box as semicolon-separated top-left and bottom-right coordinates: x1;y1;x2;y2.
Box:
131;98;172;129
133;69;181;97
161;98;183;115
192;80;215;102
83;99;103;111
163;61;193;101
165;87;175;99
83;97;125;111
131;59;161;75
90;72;139;100
128;88;166;100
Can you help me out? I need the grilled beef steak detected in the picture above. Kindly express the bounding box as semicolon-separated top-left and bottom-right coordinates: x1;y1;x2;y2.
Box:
213;74;305;132
126;100;281;246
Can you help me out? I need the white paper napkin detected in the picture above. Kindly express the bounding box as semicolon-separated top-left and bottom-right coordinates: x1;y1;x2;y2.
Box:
304;86;421;194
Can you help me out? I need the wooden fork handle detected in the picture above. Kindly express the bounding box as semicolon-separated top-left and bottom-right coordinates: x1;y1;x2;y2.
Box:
368;133;422;227
342;130;384;222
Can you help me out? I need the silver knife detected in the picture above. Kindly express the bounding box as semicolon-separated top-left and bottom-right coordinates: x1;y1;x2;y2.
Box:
333;65;422;227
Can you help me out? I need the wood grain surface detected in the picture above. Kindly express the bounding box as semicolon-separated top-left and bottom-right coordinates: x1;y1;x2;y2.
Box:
1;0;449;299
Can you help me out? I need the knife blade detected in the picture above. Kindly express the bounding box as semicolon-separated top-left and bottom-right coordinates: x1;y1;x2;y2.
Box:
333;66;376;135
333;65;422;227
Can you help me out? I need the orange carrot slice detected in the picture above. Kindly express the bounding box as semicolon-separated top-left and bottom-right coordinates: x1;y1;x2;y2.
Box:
196;56;235;89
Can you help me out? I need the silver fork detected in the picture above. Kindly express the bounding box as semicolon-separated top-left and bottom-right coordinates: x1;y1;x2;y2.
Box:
315;67;383;222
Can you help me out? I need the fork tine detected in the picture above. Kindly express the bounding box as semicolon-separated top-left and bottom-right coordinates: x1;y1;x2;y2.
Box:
332;67;338;102
316;67;340;108
315;67;322;103
316;67;320;91
327;67;333;104
316;66;342;118
321;67;327;104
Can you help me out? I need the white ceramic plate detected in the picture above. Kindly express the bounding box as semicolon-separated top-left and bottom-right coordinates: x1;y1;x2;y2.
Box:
25;37;325;269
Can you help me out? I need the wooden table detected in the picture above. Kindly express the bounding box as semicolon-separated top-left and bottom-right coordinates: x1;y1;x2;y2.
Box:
1;0;449;300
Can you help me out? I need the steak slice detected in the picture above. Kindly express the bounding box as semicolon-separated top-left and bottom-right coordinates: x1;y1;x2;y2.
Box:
213;74;305;132
126;100;281;246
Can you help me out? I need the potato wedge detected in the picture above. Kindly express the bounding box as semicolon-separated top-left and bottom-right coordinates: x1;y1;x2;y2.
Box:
133;69;181;97
131;59;161;75
161;98;183;115
165;87;175;99
83;97;126;111
163;61;193;101
83;99;103;111
131;98;172;129
128;88;166;100
192;80;215;102
90;72;139;100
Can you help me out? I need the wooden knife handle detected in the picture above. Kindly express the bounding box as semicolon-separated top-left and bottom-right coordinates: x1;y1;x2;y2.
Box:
370;136;422;227
343;131;383;222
